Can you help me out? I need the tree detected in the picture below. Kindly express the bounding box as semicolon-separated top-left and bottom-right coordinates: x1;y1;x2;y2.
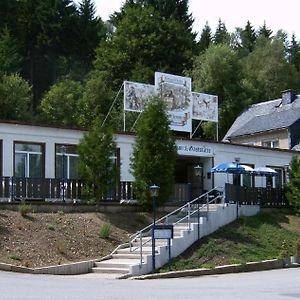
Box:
75;0;106;71
39;79;83;126
94;2;197;90
285;156;300;214
191;44;246;138
78;119;117;203
214;19;230;45
131;97;177;208
238;21;257;55
198;22;212;53
0;28;22;75
288;34;300;72
0;74;32;121
78;72;113;128
242;35;298;102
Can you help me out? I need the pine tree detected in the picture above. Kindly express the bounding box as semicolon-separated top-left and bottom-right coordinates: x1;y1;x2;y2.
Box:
78;119;117;203
131;97;177;208
288;34;300;72
198;22;212;53
214;19;230;45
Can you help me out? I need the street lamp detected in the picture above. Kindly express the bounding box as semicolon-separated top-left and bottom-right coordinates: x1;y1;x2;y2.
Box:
150;184;160;273
61;145;66;203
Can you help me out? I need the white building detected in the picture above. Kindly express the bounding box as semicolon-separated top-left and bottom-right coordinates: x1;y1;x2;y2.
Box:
0;120;298;203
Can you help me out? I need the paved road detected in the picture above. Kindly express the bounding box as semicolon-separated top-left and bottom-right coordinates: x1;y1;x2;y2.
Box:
0;268;300;300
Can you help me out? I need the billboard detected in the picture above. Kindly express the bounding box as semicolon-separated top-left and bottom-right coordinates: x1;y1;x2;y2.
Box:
123;73;218;133
155;72;192;133
192;92;218;123
124;81;155;112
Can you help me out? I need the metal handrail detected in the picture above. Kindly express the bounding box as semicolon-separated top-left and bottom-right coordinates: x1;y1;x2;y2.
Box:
126;187;223;264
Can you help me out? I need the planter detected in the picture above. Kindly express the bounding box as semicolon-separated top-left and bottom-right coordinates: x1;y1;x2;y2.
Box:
290;256;300;264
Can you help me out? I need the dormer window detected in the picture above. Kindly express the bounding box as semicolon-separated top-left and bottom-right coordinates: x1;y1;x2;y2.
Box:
262;140;279;148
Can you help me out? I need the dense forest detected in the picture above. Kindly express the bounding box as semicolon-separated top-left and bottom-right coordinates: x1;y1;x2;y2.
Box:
1;0;300;138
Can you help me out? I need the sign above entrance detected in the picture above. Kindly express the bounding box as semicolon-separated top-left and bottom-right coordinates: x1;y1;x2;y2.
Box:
176;141;214;157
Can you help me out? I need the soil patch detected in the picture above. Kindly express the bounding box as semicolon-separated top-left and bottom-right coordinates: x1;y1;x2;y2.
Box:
0;210;152;268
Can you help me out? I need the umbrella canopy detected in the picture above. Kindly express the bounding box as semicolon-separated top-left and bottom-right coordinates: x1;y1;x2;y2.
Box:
240;165;254;172
211;162;247;174
252;166;277;176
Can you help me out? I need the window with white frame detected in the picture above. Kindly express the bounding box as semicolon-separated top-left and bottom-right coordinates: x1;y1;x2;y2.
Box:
262;140;279;148
55;145;79;180
14;142;44;178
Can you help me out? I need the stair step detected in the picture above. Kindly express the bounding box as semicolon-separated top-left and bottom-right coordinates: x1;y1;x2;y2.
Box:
95;259;140;269
112;253;143;259
92;267;129;274
117;247;158;254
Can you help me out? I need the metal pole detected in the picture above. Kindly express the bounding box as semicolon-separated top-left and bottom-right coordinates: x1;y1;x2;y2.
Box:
197;198;200;240
61;145;66;203
152;195;156;273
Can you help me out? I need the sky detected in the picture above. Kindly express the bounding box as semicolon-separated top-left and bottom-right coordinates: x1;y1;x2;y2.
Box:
93;0;299;39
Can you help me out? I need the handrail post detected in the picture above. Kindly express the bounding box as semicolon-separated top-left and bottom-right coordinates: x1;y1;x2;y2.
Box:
206;193;209;220
197;197;200;239
140;231;143;266
188;202;191;231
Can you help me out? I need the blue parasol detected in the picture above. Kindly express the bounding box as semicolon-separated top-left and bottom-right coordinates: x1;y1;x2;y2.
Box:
211;162;246;174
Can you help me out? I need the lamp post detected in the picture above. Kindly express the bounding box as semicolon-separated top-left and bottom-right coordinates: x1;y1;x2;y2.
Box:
194;165;202;240
150;184;160;273
61;145;66;203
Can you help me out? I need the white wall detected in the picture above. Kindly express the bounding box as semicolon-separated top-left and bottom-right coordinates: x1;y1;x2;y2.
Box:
0;123;84;177
0;122;299;189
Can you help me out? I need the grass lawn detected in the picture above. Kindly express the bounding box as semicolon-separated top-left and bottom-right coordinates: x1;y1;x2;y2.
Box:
162;208;300;272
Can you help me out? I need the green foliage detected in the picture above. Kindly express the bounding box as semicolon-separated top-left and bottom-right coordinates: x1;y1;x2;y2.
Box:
18;204;33;217
191;44;246;138
242;36;298;102
285;156;300;214
166;211;300;272
99;222;112;239
279;240;289;258
78;118;117;202
0;74;32;121
94;2;197;90
293;239;300;257
77;72;113;128
131;97;177;208
0;27;22;75
39;79;83;126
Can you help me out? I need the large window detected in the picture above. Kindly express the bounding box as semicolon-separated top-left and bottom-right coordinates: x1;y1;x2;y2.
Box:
14;142;44;178
55;145;79;180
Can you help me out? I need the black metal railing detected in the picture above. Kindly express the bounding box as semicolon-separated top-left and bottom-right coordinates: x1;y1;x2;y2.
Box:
225;183;287;207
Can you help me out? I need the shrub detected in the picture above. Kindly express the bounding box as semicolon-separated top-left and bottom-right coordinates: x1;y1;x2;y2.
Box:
279;240;289;258
99;222;112;239
56;240;66;255
18;204;33;217
293;240;300;257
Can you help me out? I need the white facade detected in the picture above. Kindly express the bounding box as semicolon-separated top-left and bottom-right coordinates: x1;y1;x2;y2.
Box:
0;121;299;191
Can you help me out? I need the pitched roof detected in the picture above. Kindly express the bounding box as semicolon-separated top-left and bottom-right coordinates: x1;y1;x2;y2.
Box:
224;95;300;140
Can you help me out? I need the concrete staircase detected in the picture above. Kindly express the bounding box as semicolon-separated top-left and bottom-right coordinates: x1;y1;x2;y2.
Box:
91;189;260;278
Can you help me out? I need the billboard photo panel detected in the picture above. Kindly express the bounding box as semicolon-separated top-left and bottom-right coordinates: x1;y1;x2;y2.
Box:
124;81;155;112
192;92;218;122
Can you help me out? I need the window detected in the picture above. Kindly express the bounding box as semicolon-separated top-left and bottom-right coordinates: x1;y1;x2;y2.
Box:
262;140;279;148
14;142;44;178
55;145;79;180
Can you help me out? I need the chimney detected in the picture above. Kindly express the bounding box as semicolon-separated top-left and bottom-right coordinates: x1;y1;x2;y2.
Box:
281;89;297;105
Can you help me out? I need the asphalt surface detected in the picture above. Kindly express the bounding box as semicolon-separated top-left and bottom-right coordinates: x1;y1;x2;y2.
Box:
0;268;300;300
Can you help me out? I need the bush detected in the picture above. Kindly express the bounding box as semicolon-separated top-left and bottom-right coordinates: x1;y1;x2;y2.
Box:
99;222;112;239
279;240;289;258
18;204;33;217
293;240;300;257
285;156;300;214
